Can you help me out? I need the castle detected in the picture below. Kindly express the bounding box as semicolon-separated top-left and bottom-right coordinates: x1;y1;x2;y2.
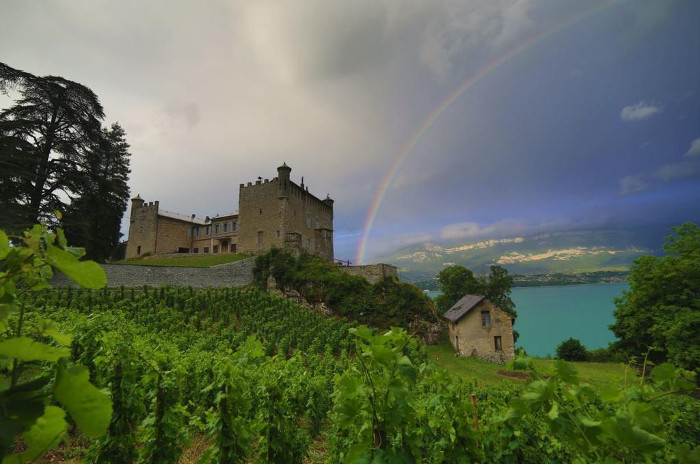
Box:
126;163;334;261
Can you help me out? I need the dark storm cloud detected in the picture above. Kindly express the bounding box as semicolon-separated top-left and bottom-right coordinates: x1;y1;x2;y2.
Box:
1;0;698;261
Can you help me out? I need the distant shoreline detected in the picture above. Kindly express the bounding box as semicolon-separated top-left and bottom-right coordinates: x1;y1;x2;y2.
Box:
412;270;629;291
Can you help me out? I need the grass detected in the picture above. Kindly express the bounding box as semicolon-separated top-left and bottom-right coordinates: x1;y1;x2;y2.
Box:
426;339;634;387
115;253;249;268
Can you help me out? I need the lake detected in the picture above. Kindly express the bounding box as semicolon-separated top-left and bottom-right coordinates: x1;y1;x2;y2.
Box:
428;282;628;357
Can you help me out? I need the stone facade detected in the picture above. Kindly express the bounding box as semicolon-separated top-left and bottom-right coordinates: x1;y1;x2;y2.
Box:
339;264;398;284
126;164;334;261
446;298;515;364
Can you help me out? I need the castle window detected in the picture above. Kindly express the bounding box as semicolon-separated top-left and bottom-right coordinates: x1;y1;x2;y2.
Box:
204;246;209;253
481;311;491;327
193;227;200;237
276;230;281;238
494;336;502;351
315;217;319;228
213;245;219;253
259;208;262;216
193;248;199;253
137;245;141;255
139;226;143;233
206;226;211;235
215;224;220;234
306;212;311;228
232;222;237;231
223;223;228;232
231;244;237;252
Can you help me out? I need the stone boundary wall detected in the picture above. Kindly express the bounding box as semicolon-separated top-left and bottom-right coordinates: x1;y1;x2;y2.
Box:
50;258;256;288
339;264;398;284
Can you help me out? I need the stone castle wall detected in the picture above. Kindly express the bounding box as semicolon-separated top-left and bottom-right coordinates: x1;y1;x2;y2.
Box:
155;216;194;255
447;300;515;364
339;264;398;284
51;258;256;288
238;178;285;254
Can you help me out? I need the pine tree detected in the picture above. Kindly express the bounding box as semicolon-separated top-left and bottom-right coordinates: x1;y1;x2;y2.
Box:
64;123;131;262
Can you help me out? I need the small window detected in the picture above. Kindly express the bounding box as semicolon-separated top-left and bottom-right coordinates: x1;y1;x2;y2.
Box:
259;208;262;216
494;336;502;351
306;211;311;228
315;217;319;228
276;230;281;238
204;246;210;253
139;225;143;233
193;248;199;253
223;223;228;232
232;222;237;231
193;227;199;237
215;224;220;234
481;310;490;327
137;245;141;255
213;245;219;253
231;244;237;252
206;226;211;235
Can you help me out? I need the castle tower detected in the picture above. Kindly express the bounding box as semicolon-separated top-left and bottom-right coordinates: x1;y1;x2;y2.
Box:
277;162;291;198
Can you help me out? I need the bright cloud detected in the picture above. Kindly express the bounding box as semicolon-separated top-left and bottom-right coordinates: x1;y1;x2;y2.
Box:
620;101;661;121
684;137;700;158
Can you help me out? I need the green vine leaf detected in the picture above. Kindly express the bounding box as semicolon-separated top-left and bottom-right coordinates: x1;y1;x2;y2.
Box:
2;406;67;464
0;231;8;260
46;244;106;289
54;361;112;438
0;337;70;362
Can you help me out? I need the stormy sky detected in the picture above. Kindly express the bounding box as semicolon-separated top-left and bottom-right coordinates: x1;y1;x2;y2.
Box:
1;0;699;262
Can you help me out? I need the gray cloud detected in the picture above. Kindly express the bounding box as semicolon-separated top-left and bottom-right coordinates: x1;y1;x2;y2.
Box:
620;101;661;121
619;175;649;195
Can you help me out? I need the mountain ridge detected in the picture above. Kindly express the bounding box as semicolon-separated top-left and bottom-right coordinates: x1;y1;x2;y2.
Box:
375;225;672;282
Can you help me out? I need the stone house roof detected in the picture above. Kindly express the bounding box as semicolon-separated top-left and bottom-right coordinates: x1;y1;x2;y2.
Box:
443;294;485;323
158;209;207;225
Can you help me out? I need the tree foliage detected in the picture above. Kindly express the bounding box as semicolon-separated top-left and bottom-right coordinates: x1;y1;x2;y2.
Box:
610;222;700;372
436;264;517;319
555;338;589;361
63;123;131;262
0;62;130;261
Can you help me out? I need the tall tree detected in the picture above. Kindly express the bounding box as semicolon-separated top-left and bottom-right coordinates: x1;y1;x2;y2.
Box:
63;123;131;262
481;265;516;319
435;265;482;313
610;223;700;371
0;62;104;232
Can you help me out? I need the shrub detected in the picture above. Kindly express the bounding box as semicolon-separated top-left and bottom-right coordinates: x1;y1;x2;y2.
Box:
555;338;589;361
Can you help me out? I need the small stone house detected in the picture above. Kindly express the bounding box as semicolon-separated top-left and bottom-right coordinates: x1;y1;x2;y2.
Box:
443;295;515;364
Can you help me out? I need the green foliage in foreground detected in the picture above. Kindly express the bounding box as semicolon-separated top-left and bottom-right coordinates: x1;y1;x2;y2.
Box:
0;225;111;462
119;253;249;267
14;282;700;463
507;352;699;463
254;248;439;329
611;222;700;372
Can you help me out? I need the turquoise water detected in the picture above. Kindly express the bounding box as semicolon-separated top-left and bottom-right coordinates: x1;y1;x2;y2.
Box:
428;282;628;357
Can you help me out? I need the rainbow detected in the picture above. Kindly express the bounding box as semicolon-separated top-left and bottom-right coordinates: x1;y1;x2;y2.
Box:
355;0;622;264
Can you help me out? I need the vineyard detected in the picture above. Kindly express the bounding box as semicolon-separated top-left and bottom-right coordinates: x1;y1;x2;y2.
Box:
1;227;699;463
5;285;697;463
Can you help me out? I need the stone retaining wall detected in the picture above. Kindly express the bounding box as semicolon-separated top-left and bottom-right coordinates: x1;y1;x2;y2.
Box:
50;258;256;288
338;264;398;284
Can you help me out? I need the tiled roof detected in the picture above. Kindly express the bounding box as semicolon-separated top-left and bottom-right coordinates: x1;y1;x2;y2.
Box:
443;294;484;323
